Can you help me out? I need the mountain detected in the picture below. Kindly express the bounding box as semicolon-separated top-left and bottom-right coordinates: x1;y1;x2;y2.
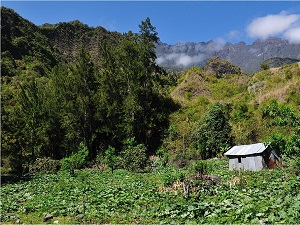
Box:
1;6;122;74
3;6;300;75
40;21;122;62
262;57;300;69
1;7;58;76
204;56;246;77
155;38;300;74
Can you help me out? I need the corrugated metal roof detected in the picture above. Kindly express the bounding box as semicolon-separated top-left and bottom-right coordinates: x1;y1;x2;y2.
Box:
224;143;269;156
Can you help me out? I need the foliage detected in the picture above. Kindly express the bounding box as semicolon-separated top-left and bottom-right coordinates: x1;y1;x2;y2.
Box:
266;133;286;155
161;168;186;186
2;5;300;194
262;99;299;128
193;160;212;175
1;158;300;224
192;103;234;159
260;62;270;70
104;146;117;173
60;142;89;174
263;99;300;158
50;48;97;155
286;130;300;158
95;18;173;153
29;157;60;175
2;14;175;173
121;138;148;172
204;56;245;78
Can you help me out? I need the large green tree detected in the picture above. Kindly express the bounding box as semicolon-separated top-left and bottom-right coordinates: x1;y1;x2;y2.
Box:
95;18;173;153
193;103;234;159
263;99;300;158
2;75;53;174
50;48;97;156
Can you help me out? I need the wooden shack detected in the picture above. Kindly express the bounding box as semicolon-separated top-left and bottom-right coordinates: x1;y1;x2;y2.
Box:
224;143;282;171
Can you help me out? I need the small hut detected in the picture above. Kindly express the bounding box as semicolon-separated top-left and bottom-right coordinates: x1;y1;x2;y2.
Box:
224;143;282;171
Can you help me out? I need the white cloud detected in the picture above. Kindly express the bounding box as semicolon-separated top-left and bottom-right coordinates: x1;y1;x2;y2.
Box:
212;38;226;49
284;27;300;43
227;30;242;40
166;53;179;60
155;57;165;65
246;11;300;40
176;54;205;67
176;55;193;66
156;53;205;67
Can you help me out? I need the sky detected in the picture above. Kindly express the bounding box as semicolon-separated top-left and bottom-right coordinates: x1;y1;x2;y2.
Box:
2;1;300;45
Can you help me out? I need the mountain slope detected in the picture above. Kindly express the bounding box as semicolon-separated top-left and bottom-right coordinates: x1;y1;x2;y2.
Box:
262;57;300;69
1;6;122;73
40;20;122;62
168;61;300;148
1;7;58;76
204;56;246;77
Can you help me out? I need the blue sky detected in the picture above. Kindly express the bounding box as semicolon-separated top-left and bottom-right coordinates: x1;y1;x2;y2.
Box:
2;1;300;44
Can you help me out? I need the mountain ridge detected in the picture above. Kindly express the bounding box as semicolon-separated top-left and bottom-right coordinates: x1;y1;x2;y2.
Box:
2;6;300;75
156;37;300;74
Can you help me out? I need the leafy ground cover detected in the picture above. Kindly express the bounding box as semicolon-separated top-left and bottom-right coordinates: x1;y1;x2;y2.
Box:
1;157;299;224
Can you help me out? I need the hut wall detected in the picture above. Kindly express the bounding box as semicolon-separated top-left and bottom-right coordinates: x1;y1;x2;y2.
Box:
229;156;244;170
229;154;266;171
228;157;236;170
254;155;265;171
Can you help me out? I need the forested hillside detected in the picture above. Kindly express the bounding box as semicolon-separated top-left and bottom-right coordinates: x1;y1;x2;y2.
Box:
1;6;300;175
1;7;176;174
1;6;300;224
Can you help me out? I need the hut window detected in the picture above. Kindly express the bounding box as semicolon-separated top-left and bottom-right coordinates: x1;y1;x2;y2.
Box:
238;157;241;163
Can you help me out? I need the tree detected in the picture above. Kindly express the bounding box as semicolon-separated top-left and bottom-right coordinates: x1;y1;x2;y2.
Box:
193;103;233;159
263;99;300;158
60;142;89;174
50;48;97;156
18;79;49;160
95;18;173;153
260;62;270;70
121;137;148;172
104;146;117;173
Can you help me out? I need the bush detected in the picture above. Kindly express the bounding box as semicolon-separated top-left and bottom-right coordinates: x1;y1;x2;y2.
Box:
162;173;176;186
105;146;117;173
174;158;188;168
121;137;148;172
260;62;270;70
192;103;233;159
286;131;300;157
162;169;186;186
155;148;169;167
291;157;300;176
193;160;212;175
60;142;89;174
29;157;60;175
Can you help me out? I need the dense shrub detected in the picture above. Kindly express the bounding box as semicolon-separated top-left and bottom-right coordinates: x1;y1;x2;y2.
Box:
162;173;177;186
193;160;212;175
121;137;148;172
162;169;186;186
29;157;60;175
60;142;88;174
104;145;117;173
286;131;300;157
192;103;233;159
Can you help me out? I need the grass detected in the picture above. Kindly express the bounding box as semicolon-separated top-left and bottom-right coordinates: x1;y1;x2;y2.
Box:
1;157;300;224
